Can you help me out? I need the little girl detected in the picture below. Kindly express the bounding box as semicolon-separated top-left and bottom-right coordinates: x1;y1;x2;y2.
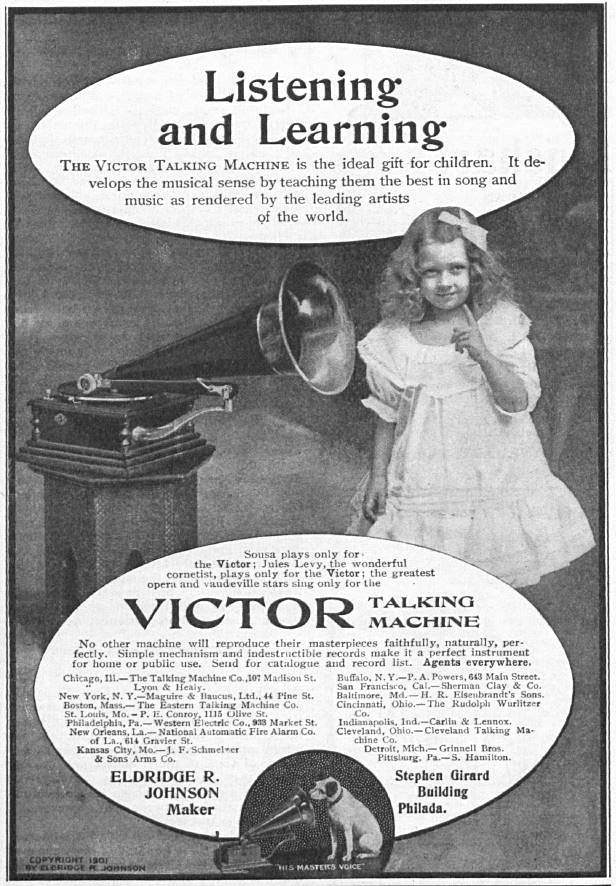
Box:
348;206;594;588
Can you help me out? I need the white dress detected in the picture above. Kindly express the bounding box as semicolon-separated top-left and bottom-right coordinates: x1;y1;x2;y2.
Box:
348;301;595;588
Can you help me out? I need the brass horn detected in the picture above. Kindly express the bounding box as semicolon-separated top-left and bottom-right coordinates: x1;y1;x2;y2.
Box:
240;789;315;843
77;260;356;398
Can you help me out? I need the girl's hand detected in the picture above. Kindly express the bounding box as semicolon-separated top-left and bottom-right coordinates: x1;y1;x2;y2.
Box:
363;474;388;523
451;304;490;363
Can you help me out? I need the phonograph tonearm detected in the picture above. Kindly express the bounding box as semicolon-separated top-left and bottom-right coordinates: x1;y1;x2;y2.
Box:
19;260;356;479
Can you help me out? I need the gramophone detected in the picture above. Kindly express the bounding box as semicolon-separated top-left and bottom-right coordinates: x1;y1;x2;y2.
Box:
214;789;316;874
19;260;356;479
18;260;356;638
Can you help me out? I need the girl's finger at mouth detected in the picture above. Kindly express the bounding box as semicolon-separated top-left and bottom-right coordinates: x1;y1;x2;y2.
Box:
462;304;477;323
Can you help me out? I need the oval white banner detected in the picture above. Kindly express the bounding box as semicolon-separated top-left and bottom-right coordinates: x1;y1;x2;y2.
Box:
29;43;574;243
35;535;573;841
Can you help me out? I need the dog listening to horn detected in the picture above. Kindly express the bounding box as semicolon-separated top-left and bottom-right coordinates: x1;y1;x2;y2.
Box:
310;777;383;862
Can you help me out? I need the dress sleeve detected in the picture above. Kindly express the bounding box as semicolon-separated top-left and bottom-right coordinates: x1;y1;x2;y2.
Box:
362;366;403;422
482;303;541;414
494;337;542;414
357;324;406;423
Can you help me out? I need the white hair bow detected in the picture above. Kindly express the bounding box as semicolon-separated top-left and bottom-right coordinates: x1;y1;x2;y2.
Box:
438;210;488;251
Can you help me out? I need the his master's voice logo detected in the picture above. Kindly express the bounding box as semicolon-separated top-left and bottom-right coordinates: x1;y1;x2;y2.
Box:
213;750;394;877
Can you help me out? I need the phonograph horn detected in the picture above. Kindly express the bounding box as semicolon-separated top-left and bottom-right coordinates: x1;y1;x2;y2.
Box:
78;260;356;398
240;789;315;843
213;789;315;873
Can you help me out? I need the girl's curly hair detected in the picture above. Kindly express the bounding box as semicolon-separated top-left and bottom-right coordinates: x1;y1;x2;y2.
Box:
377;206;515;323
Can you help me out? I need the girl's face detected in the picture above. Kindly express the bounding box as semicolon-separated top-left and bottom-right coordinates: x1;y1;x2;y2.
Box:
416;238;470;313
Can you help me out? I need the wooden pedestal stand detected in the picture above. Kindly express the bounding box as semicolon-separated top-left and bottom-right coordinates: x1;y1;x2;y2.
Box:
23;453;213;642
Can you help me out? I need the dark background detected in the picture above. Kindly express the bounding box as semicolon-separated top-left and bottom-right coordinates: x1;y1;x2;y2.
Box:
11;5;603;878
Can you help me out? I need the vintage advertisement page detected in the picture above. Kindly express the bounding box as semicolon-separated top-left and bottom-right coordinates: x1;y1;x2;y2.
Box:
5;2;608;884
